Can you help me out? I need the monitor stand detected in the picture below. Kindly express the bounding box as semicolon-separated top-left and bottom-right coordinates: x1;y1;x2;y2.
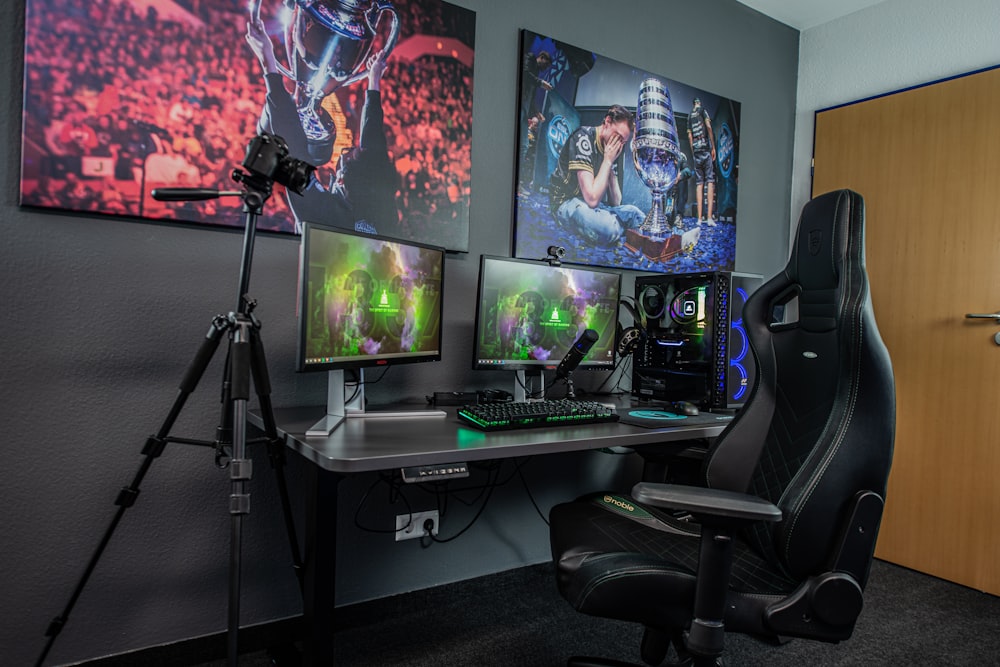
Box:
306;369;447;437
514;369;545;402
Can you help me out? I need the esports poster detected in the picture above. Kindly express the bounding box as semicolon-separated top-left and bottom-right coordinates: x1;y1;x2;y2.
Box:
514;30;741;273
19;0;476;251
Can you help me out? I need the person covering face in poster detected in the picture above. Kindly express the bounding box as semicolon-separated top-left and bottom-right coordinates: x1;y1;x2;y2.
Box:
547;104;645;246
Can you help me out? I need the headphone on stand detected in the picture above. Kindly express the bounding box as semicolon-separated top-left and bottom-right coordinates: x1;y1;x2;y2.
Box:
616;297;643;358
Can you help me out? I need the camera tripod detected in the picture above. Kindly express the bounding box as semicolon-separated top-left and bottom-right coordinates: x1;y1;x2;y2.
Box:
36;170;303;667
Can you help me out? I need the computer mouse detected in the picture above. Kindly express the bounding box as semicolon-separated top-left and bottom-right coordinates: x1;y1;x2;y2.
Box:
674;401;700;416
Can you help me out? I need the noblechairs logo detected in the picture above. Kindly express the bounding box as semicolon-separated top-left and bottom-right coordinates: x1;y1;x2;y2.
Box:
593;494;655;521
603;495;635;512
808;229;823;255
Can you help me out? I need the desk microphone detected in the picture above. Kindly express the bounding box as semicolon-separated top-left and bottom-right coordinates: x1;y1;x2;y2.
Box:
556;329;599;379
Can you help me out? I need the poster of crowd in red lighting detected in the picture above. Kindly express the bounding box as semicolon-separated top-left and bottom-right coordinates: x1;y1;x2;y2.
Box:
19;0;475;251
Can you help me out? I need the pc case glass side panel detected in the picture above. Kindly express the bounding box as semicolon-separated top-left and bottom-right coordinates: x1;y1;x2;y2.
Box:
632;272;717;405
630;271;763;408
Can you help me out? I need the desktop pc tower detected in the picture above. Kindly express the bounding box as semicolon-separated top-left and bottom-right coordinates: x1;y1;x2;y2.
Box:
631;271;762;409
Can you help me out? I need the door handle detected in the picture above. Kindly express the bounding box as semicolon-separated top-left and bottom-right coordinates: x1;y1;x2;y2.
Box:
965;312;1000;345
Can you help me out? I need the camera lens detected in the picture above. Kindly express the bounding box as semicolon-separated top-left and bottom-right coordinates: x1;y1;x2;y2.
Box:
276;157;314;195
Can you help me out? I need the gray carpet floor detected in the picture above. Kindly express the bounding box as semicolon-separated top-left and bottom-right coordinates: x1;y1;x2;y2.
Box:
191;558;1000;666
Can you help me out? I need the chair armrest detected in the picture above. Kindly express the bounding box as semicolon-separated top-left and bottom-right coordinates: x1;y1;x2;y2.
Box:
632;482;782;524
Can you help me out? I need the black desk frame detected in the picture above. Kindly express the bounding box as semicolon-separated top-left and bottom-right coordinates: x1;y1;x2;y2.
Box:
252;405;730;665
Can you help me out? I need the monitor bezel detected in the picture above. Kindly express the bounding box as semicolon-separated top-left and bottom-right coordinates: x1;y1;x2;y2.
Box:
296;222;446;374
471;254;622;372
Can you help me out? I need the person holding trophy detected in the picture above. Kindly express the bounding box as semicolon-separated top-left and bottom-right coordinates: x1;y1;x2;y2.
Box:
245;0;399;166
547;104;645;246
245;17;398;237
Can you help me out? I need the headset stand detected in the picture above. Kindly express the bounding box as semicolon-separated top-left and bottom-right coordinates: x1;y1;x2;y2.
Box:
35;171;303;667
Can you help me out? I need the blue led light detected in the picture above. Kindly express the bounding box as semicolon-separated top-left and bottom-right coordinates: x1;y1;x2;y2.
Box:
728;287;751;402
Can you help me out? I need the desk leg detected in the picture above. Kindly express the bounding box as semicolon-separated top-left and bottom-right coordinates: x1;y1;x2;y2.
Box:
302;464;341;666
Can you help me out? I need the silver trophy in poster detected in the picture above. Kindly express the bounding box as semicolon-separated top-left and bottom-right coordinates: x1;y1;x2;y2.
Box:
250;0;400;148
631;77;682;234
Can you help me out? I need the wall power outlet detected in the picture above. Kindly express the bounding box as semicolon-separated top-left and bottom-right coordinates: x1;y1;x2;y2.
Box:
395;510;439;541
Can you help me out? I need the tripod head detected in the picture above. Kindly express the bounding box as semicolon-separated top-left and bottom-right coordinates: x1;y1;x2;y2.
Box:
229;168;273;215
152;132;315;211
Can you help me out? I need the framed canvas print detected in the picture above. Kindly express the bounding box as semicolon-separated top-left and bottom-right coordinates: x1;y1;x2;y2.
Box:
19;0;475;251
514;30;740;272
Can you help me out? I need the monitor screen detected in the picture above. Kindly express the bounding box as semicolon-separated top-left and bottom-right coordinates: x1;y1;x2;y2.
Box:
472;256;621;371
297;223;444;373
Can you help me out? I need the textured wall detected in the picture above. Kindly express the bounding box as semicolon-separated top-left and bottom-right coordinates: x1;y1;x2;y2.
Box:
791;0;1000;222
0;0;798;664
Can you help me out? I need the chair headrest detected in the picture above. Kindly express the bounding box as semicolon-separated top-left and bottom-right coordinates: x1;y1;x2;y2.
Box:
788;190;863;333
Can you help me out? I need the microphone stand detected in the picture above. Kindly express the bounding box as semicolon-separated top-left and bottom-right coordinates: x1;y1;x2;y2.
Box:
562;370;578;399
553;329;599;400
35;173;304;667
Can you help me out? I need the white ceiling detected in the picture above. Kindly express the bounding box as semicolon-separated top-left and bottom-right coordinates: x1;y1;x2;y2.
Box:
734;0;890;31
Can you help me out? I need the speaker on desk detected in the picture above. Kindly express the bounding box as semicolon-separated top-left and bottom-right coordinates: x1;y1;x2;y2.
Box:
630;271;762;409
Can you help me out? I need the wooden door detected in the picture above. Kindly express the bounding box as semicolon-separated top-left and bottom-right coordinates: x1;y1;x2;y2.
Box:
812;65;1000;594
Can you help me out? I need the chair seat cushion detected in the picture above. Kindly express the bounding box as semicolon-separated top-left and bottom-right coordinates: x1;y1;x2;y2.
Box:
550;493;799;629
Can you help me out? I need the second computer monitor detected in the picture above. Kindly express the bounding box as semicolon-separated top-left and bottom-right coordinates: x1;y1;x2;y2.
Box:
472;255;621;372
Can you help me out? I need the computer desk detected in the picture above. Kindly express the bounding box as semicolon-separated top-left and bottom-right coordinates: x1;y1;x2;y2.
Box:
251;403;730;666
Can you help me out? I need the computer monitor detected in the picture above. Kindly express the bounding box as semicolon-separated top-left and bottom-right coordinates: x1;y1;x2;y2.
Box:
472;255;622;399
297;222;446;435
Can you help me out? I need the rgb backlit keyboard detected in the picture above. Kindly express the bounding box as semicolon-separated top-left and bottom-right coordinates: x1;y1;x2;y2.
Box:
457;399;619;432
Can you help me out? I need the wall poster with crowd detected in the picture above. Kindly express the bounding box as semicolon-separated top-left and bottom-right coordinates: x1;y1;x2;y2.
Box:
19;0;476;252
514;30;740;273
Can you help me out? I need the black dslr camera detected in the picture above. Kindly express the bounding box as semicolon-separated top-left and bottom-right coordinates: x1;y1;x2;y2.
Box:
242;132;315;195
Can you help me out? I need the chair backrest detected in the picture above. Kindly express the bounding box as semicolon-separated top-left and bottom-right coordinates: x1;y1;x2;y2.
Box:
704;189;895;581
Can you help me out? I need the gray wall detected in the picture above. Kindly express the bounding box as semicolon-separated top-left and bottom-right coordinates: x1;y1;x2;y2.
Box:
791;0;1000;221
0;1;798;664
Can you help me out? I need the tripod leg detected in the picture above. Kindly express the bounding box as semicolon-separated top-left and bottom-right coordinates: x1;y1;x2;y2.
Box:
35;318;228;667
216;344;234;460
228;318;254;667
249;324;304;584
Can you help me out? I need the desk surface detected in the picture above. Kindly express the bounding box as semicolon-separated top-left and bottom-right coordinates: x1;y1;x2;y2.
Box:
257;403;733;474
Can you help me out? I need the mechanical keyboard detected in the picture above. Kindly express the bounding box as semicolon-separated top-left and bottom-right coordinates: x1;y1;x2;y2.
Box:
457;399;619;432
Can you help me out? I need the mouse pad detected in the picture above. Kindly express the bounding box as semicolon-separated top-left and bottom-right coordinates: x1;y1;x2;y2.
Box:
618;409;735;429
